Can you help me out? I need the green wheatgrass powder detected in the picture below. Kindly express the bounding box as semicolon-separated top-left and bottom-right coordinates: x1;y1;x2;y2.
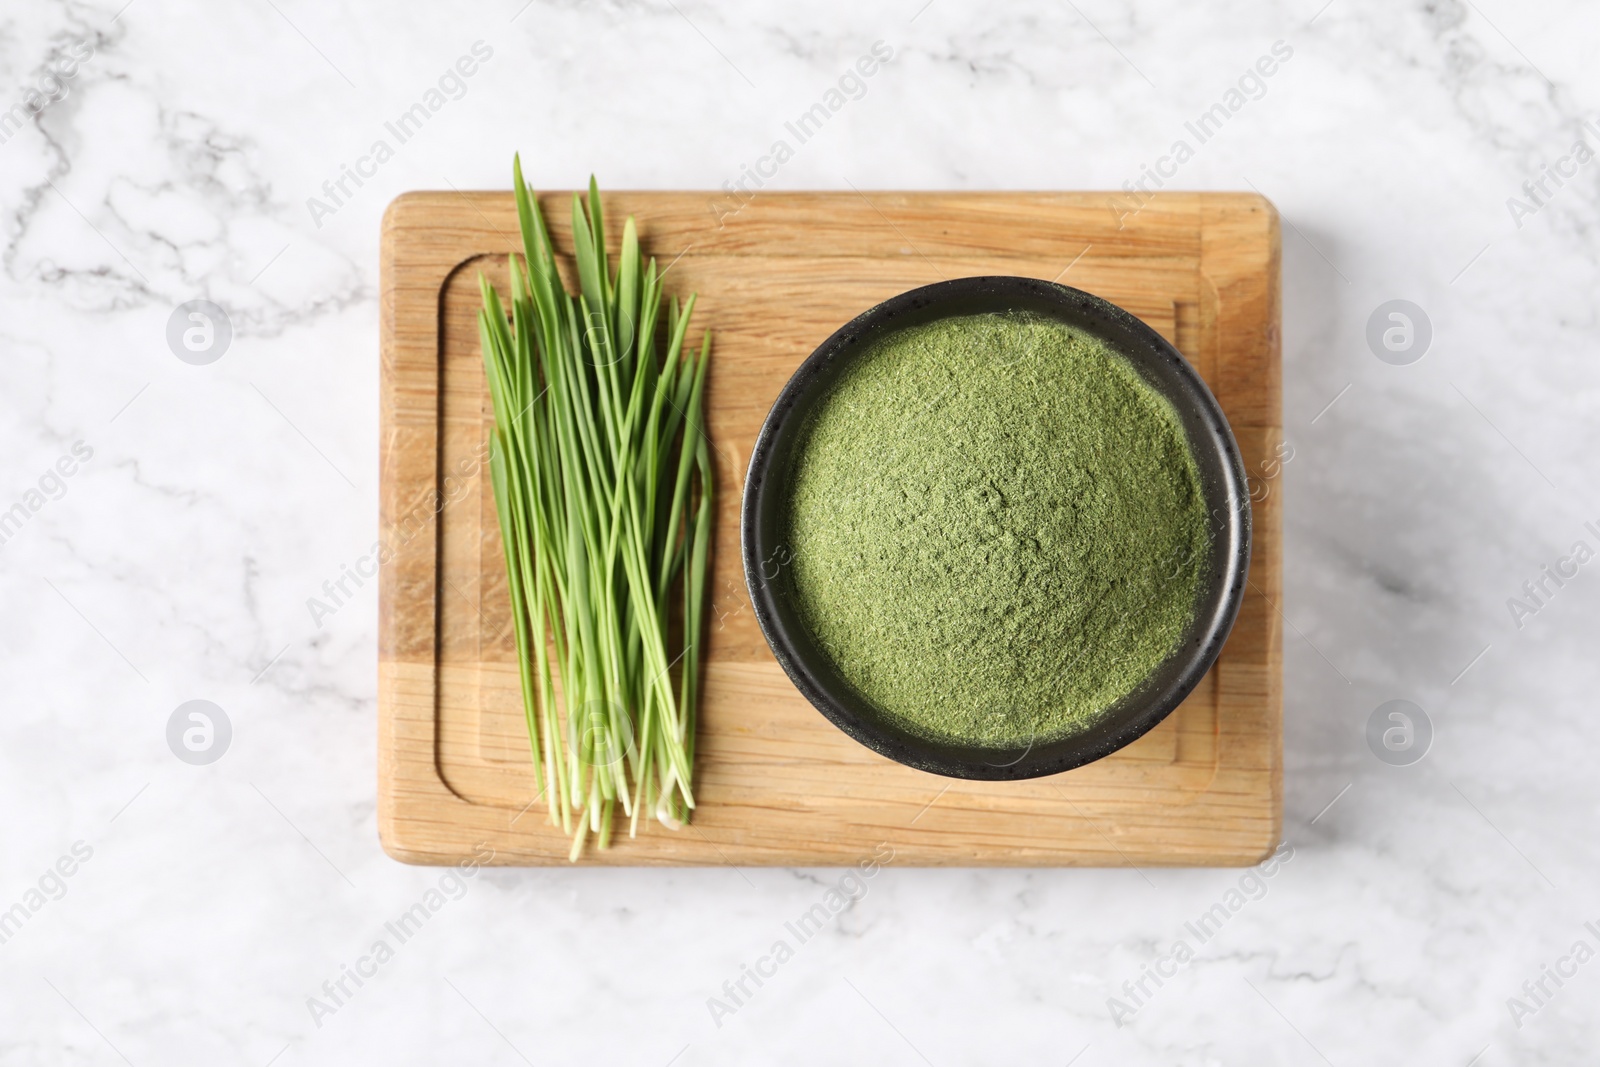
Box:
782;311;1211;749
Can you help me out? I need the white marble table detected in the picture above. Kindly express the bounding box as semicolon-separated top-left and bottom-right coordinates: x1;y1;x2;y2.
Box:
3;0;1597;1062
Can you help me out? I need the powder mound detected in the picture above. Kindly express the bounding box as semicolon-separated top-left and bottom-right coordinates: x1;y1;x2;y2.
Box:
782;311;1210;748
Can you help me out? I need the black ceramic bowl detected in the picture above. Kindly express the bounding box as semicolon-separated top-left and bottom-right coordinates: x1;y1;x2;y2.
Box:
742;276;1250;780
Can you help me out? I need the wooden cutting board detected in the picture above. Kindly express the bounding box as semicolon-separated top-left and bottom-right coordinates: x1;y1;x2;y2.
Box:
378;190;1282;867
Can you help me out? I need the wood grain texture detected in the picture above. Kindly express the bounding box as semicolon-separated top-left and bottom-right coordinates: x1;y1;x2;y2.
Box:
378;190;1282;867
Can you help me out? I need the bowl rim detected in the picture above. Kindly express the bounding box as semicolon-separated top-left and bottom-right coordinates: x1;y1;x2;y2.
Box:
740;275;1252;780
